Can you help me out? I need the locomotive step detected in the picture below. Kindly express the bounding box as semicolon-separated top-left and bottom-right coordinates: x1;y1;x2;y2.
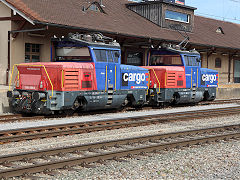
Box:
108;84;114;89
108;90;113;94
107;100;113;104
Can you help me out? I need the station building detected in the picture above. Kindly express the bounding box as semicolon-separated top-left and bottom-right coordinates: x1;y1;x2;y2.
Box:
1;0;240;88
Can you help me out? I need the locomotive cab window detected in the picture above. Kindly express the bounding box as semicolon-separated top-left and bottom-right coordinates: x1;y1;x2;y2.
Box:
113;50;120;63
94;49;107;62
107;50;114;62
184;56;200;66
150;55;182;66
55;47;91;61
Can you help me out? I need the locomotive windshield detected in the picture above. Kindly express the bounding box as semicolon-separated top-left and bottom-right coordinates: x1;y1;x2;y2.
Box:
150;55;182;66
55;47;92;62
93;49;120;63
184;56;201;66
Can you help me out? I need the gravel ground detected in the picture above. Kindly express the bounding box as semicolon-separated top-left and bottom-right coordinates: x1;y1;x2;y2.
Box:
42;140;239;180
0;106;239;179
1;113;240;155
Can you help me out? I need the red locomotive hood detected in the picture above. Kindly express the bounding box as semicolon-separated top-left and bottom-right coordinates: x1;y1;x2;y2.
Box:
15;62;96;91
141;66;185;71
18;62;95;69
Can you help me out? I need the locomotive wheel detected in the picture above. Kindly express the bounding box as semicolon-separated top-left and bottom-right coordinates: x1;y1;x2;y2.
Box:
64;109;75;116
121;98;129;107
172;93;180;104
203;91;210;101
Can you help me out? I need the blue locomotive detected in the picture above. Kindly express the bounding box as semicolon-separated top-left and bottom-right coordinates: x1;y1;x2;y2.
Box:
7;33;218;114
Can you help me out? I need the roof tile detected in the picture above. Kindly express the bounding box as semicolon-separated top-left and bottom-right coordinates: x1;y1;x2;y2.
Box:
5;0;240;50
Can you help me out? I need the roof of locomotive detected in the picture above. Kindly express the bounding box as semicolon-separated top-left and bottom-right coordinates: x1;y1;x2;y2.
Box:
52;33;121;49
151;47;200;56
142;66;185;71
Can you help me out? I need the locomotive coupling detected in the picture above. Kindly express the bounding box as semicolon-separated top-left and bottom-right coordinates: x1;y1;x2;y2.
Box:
32;92;46;101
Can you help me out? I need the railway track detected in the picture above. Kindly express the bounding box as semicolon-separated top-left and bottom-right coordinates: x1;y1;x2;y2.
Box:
0;124;239;179
198;98;240;105
1;106;240;144
1;98;240;124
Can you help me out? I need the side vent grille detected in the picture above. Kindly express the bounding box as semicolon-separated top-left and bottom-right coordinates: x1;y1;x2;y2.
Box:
64;70;79;90
166;72;176;87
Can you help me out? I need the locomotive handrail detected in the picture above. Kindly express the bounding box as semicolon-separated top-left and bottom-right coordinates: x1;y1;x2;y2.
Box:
61;70;64;89
147;72;150;95
105;65;108;92
197;68;199;88
115;65;117;91
151;69;161;94
191;68;193;89
9;64;54;99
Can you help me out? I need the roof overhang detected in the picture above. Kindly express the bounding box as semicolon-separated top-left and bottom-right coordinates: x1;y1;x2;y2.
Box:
34;20;240;51
0;0;35;25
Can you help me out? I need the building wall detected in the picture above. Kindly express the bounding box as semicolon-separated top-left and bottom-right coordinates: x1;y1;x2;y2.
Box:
0;2;11;85
11;22;52;65
201;53;234;84
0;2;52;85
8;22;51;85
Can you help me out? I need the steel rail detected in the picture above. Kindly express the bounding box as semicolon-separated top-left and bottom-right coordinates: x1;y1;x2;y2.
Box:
0;124;239;178
1;98;240;123
1;106;240;144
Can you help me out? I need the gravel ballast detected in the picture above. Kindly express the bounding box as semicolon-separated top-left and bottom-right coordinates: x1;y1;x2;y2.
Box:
0;105;238;179
46;140;239;180
0;103;239;131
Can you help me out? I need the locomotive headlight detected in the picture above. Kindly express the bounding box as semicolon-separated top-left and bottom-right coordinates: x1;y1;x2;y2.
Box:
39;81;43;89
154;83;157;88
16;79;20;88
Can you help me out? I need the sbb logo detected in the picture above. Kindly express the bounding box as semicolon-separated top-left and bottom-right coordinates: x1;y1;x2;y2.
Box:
122;73;146;86
201;74;217;83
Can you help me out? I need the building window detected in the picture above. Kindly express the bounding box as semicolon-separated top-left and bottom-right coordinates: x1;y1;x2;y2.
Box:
165;10;189;23
86;2;105;13
126;52;143;66
25;43;40;63
215;58;221;68
89;4;99;11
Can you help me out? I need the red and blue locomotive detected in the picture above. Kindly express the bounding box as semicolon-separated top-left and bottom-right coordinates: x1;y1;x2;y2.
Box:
7;33;218;114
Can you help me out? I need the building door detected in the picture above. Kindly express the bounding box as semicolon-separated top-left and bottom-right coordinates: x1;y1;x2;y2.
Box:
234;60;240;83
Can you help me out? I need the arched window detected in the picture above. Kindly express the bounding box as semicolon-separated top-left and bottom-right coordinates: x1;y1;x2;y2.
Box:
215;58;221;68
